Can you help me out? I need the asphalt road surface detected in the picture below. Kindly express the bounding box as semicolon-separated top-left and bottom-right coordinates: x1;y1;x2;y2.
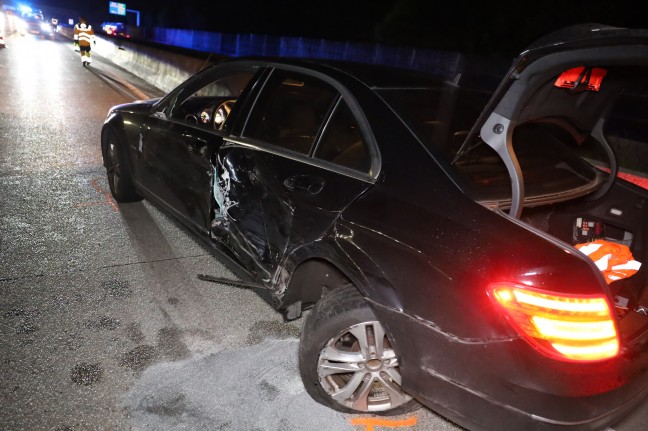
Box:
0;32;463;430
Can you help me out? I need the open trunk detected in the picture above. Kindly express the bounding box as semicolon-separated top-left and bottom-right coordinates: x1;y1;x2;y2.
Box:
453;116;648;348
460;25;648;351
520;172;648;343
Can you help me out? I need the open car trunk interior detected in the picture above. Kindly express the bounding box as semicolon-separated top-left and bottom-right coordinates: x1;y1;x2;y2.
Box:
509;112;648;346
520;176;648;345
460;44;648;346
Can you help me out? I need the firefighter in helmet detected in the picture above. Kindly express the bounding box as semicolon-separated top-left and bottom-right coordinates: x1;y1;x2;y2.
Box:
74;17;95;66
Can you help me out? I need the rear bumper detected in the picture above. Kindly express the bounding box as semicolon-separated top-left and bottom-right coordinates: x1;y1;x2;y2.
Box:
373;303;648;431
410;356;648;431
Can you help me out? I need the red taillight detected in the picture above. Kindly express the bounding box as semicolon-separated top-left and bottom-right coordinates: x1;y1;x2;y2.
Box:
554;67;607;91
490;283;619;362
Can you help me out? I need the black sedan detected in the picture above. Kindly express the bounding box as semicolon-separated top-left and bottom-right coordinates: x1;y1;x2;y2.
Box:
101;25;648;430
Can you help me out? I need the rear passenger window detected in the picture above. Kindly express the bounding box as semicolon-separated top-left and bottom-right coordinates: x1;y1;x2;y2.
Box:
243;70;337;154
314;100;371;173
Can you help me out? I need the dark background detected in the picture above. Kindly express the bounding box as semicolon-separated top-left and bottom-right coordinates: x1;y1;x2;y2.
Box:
16;0;648;57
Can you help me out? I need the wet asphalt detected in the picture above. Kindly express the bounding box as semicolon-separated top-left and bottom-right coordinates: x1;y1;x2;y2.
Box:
0;33;462;431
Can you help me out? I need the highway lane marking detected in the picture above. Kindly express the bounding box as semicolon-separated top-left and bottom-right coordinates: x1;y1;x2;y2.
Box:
74;178;120;212
349;416;417;430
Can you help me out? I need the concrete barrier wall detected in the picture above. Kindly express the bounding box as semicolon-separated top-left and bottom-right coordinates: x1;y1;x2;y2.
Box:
143;27;468;78
59;25;512;96
93;38;216;93
60;26;217;93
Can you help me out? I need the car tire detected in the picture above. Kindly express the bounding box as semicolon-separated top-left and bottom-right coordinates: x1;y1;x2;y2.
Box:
104;130;141;203
299;283;420;415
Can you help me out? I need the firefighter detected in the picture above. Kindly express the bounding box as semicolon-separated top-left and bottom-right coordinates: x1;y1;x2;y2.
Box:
74;17;95;66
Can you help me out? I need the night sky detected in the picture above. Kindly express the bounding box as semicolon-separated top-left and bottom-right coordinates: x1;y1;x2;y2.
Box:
19;0;648;57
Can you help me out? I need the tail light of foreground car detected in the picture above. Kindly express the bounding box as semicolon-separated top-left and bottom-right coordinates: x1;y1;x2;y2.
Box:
490;283;619;362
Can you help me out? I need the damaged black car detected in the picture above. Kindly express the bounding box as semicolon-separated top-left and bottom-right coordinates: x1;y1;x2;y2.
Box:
101;25;648;430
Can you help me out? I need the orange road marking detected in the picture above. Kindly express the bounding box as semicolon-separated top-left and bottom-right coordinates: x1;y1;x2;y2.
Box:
74;178;120;212
349;416;417;431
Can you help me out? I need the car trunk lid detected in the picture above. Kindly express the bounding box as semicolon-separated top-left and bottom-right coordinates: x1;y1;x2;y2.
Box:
454;24;648;216
454;24;648;349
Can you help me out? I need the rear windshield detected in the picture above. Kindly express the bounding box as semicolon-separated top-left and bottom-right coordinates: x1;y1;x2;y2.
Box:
376;87;489;161
378;88;600;203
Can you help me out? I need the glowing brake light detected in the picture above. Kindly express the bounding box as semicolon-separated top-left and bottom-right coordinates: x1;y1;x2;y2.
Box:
490;283;619;362
554;67;607;92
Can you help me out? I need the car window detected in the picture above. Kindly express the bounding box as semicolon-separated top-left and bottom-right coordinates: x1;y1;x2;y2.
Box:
161;68;255;131
314;99;371;172
243;69;337;155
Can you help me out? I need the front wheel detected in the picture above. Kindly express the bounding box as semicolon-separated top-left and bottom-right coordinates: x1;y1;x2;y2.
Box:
299;284;420;415
104;130;141;203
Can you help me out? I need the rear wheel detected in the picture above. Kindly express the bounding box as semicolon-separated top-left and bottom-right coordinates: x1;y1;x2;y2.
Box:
299;283;420;415
104;130;141;203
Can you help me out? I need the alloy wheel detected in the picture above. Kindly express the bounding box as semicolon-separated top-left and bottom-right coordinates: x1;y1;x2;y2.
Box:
317;320;412;412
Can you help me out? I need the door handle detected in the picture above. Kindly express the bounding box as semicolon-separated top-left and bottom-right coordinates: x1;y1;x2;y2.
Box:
283;175;324;194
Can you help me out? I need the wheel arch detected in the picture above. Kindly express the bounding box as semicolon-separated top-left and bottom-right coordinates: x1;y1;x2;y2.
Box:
276;232;405;320
101;115;134;174
276;257;349;319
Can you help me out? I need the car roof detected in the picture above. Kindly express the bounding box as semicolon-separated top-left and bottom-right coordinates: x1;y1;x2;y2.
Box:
303;60;448;88
223;56;453;90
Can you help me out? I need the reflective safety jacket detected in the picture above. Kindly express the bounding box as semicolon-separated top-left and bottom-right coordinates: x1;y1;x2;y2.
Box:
74;22;94;47
576;239;642;284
